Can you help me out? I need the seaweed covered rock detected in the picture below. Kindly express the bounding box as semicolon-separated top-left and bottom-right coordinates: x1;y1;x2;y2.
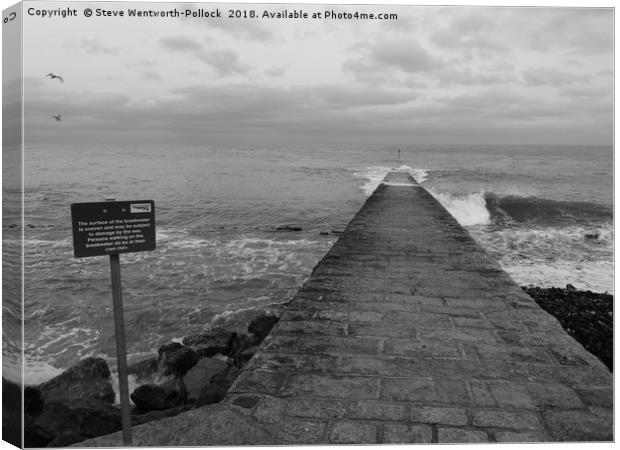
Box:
158;343;198;377
130;384;184;412
182;328;237;357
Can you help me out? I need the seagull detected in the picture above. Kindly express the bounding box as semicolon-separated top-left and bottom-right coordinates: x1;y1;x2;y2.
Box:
45;73;64;83
52;114;61;121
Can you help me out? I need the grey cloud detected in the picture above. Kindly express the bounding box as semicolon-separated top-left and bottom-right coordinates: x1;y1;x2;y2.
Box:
81;38;118;55
159;36;203;52
526;8;612;55
343;39;443;84
142;71;162;81
265;66;288;77
523;67;590;87
373;40;443;73
197;49;251;76
437;68;515;87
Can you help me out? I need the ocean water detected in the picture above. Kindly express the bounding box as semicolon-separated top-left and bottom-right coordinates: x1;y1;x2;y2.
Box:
3;144;613;384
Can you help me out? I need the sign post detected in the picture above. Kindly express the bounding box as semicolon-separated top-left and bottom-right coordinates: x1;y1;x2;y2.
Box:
70;200;156;446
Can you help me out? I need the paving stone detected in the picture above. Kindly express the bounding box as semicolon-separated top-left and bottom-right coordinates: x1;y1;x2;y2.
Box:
472;410;543;430
349;311;384;323
437;427;490;443
276;419;327;444
380;378;436;402
494;431;551;442
410;406;468;426
348;323;417;338
468;380;497;407
276;320;348;336
381;423;433;443
348;401;408;421
285;398;347;419
338;355;430;378
281;374;379;400
229;370;287;396
543;408;613;441
328;421;378;444
574;386;613;408
252;396;286;424
486;381;536;408
434;380;473;405
383;339;462;358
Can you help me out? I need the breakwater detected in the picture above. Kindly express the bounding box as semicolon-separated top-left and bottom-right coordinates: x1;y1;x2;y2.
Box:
83;171;612;445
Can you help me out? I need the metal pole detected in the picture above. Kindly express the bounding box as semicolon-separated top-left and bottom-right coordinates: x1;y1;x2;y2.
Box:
109;253;132;445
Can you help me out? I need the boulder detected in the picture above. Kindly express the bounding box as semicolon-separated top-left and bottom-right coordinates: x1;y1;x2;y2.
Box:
182;358;229;401
182;328;237;357
248;315;279;341
24;385;44;416
127;357;159;381
211;365;241;392
25;398;124;447
130;384;184;412
37;357;115;403
230;334;256;366
194;384;228;407
235;346;259;367
158;343;198;377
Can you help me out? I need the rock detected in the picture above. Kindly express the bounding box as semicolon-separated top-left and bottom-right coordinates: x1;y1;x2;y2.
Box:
183;328;237;357
248;315;279;341
28;398;123;446
319;232;329;236
230;334;256;366
235;346;259;367
182;358;229;401
127;357;159;381
3;378;23;447
565;284;577;292
276;225;302;232
194;384;228;407
25;423;55;447
47;431;84;447
211;365;241;391
24;385;44;416
37;357;115;403
584;233;600;240
158;343;198;377
130;384;184;412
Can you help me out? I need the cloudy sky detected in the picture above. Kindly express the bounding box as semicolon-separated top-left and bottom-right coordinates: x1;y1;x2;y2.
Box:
18;2;613;146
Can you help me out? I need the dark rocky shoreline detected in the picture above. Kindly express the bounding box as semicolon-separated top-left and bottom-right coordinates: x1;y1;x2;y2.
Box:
521;285;613;372
8;314;280;447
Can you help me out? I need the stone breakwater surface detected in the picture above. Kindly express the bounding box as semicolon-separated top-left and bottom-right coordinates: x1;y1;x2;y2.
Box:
76;171;612;446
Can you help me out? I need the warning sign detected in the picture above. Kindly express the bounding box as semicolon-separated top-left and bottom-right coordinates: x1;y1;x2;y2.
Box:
71;200;156;258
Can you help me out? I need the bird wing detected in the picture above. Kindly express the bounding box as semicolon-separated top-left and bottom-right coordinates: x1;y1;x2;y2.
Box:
58;76;64;83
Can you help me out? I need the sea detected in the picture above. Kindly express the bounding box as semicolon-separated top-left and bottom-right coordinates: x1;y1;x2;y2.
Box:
2;144;614;387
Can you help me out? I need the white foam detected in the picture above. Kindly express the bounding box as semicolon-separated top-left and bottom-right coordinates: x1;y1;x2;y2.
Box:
354;165;428;196
428;190;491;226
22;360;64;385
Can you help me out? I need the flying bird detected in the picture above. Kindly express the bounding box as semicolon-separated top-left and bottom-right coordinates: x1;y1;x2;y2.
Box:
52;114;61;121
45;73;64;83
